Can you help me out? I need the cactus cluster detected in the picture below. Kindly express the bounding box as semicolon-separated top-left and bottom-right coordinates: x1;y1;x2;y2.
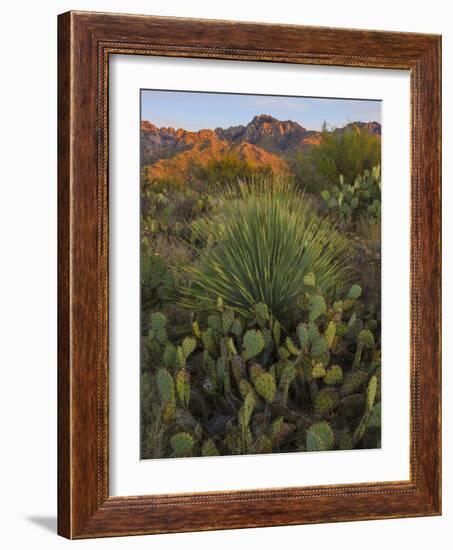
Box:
321;166;381;224
141;273;381;458
139;122;382;460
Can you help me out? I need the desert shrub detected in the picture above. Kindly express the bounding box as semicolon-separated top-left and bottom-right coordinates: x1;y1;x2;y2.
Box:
178;177;353;324
320;166;381;225
141;276;381;459
192;154;273;190
294;125;381;194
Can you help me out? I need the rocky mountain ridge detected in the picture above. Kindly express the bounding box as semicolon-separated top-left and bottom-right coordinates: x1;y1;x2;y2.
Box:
141;114;381;182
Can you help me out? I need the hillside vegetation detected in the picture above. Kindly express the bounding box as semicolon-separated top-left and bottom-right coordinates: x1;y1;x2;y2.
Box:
140;114;382;459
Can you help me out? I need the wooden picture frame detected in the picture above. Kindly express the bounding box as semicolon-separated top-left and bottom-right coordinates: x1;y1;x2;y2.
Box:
58;10;441;539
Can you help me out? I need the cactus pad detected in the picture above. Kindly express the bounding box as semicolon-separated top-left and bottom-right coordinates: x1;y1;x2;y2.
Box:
208;314;222;333
285;336;299;356
255;302;269;327
230;318;243;337
347;284;362;300
239;391;255;429
339;393;366;419
155;327;168;344
162;400;176;423
254;373;276;403
162;343;177;368
310;336;327;358
340;370;369;397
226;337;237;355
324;365;343;385
325;321;336;348
311;362;326;379
367;375;378;411
156;368;174;404
150;312;167;331
239;379;254;398
306;421;334;452
222;309;235;334
297;323;309;349
314;388;339;415
192;320;201;338
170;432;194;457
242;330;265;361
181;336;196;360
202;328;216;355
176;346;185;369
357;329;375;348
250;363;265;383
280;362;297;386
307;322;320;342
308;294;326;321
175;369;190;407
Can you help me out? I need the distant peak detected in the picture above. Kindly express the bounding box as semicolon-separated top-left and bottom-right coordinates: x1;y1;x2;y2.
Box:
251;114;278;124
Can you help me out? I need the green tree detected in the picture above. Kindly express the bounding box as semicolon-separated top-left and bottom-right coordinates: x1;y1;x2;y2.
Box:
295;125;381;193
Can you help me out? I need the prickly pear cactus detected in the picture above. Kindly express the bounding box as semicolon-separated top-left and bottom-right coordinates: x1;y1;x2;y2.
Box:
242;330;265;361
306;421;334;452
285;336;299;356
181;336;196;360
324;365;343;385
308;294;326;321
142;265;381;459
208;314;222;333
162;343;177;369
175;369;190;407
239;392;255;430
255;302;269;328
156;368;174;404
367;375;378;411
314;388;339;415
310;336;327;358
254;372;276;403
170;432;194;457
357;329;375;348
324;321;336;349
347;284;362;300
297;323;308;349
320;166;381;223
150;312;167;331
202;439;220;456
340;370;369;397
312;362;326;379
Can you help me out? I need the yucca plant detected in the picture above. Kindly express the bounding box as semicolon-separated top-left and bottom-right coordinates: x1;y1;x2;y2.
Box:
178;177;352;323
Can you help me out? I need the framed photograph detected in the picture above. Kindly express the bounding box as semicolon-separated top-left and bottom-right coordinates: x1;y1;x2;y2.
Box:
58;11;441;538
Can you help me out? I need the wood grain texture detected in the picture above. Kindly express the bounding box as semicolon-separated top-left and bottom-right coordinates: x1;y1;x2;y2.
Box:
57;10;442;539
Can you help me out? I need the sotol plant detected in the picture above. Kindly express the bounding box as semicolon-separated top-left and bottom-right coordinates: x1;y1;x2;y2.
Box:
178;177;352;322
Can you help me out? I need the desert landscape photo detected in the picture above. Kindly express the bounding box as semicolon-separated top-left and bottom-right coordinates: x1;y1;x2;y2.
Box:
140;90;382;459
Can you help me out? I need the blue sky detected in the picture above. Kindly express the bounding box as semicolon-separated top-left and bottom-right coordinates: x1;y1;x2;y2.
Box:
141;89;381;132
